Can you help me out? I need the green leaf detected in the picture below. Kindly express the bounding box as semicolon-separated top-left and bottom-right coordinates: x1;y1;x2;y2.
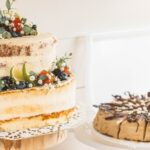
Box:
0;11;2;17
29;71;37;76
0;80;5;91
0;27;5;34
23;25;32;35
0;18;2;24
0;17;6;24
30;29;38;35
2;31;12;39
21;18;27;24
6;0;11;10
38;75;47;80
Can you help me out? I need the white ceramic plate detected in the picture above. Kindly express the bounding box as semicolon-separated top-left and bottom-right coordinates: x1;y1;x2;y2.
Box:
91;124;150;149
74;108;150;150
74;123;128;150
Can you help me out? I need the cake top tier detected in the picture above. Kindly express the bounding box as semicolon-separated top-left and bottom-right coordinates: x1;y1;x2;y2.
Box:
0;33;56;44
96;92;150;122
0;33;57;57
0;0;38;39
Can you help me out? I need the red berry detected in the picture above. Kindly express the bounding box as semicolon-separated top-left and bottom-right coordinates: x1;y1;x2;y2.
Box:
11;17;22;32
16;26;22;32
39;70;48;75
64;66;69;75
39;70;52;84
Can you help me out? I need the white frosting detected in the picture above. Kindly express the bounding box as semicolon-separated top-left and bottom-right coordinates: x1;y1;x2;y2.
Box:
0;33;56;45
0;48;55;76
0;78;76;120
0;33;57;77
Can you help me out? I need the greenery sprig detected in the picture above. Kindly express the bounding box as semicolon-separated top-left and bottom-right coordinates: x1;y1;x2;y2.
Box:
52;53;72;69
6;0;15;11
0;0;38;39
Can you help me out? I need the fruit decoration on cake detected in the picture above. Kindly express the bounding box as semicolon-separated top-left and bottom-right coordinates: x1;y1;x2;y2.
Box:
0;53;72;92
0;0;37;39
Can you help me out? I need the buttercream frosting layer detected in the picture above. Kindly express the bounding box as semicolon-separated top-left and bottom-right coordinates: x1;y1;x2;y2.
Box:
0;78;76;121
0;107;76;131
0;33;57;77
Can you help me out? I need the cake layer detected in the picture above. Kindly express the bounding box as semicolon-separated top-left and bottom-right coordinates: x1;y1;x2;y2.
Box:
0;77;76;121
93;109;147;141
93;110;125;138
0;107;76;131
0;33;57;77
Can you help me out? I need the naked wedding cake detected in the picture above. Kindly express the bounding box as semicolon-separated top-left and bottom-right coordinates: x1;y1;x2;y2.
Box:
0;0;76;131
93;92;150;141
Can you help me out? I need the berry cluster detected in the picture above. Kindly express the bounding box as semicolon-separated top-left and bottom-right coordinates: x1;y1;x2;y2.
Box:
0;76;30;91
0;68;70;92
0;54;72;92
0;0;37;39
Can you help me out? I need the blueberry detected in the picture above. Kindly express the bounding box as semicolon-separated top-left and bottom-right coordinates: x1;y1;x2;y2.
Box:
21;18;27;24
32;24;37;30
52;69;67;81
58;73;67;81
1;76;14;85
15;81;27;89
1;86;8;91
11;31;19;37
52;69;61;76
0;76;16;91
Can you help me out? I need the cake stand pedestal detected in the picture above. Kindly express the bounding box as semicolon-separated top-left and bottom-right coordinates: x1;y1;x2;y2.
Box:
0;130;67;150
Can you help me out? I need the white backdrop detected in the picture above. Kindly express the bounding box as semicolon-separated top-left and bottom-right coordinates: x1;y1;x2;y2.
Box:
92;31;150;104
59;31;150;105
1;0;150;38
1;0;150;104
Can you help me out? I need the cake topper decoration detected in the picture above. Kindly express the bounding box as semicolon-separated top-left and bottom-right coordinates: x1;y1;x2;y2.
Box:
0;0;38;39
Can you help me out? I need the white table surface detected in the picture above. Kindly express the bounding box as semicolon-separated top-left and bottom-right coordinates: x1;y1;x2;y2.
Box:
50;133;96;150
50;132;148;150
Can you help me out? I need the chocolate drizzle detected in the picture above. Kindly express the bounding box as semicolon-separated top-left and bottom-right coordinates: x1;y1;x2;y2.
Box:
99;92;150;122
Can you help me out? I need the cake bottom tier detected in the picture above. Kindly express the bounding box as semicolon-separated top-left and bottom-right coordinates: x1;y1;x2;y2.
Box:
0;131;67;150
93;110;150;142
0;107;76;131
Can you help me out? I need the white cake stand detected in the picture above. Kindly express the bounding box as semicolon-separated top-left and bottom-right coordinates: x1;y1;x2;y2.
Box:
0;130;67;150
0;106;86;150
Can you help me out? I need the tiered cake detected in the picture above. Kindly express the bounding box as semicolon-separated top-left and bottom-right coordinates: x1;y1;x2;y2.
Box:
0;1;76;131
93;92;150;141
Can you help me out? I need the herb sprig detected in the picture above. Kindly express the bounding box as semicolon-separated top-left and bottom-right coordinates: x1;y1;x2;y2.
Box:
6;0;15;11
52;53;72;69
0;0;38;39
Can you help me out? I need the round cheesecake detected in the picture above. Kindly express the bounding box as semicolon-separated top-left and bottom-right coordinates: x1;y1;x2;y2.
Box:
93;93;150;141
